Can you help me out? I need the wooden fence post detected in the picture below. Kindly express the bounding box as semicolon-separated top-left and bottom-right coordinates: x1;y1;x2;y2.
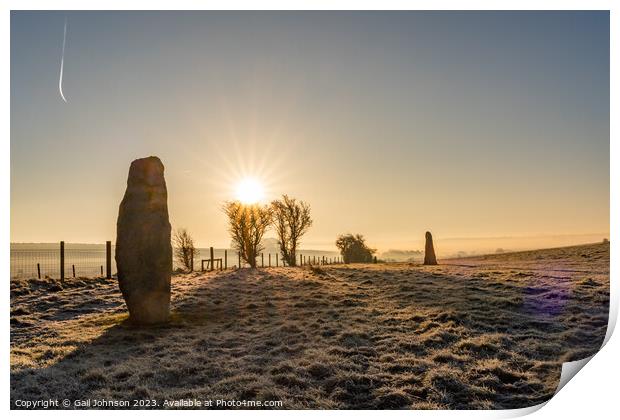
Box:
190;248;194;272
238;252;241;268
60;241;65;281
261;253;264;267
37;263;41;279
276;254;279;267
300;254;303;266
72;264;76;278
100;265;103;276
210;247;214;272
225;250;228;269
106;241;112;279
269;253;271;267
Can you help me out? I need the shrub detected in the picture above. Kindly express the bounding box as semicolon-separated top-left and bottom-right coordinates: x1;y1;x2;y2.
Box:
335;234;376;264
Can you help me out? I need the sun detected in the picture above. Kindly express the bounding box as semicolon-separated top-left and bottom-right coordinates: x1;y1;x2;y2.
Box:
235;177;265;204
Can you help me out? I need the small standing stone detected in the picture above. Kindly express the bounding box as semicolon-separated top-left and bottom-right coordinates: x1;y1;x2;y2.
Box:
115;156;172;324
424;231;438;265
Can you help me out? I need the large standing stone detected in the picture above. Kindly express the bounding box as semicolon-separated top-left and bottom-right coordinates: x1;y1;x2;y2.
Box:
424;231;438;265
116;156;172;324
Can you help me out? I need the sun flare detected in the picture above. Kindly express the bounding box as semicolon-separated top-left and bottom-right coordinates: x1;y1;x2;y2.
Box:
235;177;265;204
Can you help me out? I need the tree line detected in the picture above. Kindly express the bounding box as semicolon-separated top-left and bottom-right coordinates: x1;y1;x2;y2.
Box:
173;195;376;271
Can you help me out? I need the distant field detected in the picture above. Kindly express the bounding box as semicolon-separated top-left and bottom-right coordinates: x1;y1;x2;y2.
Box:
10;243;609;409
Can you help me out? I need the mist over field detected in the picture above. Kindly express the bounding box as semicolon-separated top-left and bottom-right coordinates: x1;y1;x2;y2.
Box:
11;232;609;258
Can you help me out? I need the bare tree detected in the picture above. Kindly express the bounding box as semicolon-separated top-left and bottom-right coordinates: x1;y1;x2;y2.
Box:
173;228;198;272
223;201;272;268
271;195;312;267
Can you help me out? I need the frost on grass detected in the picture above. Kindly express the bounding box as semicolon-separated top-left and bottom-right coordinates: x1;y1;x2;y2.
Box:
10;243;609;409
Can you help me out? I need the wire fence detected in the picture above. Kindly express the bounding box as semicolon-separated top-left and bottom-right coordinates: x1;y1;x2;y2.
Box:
189;248;343;271
10;245;114;279
10;243;344;279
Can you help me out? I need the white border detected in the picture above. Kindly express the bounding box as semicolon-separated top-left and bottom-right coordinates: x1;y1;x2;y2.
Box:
2;2;616;419
0;0;617;11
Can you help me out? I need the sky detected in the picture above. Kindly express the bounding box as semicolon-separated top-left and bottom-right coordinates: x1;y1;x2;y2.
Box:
10;11;609;254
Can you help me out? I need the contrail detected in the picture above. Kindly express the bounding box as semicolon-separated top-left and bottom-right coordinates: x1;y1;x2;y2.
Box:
58;17;68;103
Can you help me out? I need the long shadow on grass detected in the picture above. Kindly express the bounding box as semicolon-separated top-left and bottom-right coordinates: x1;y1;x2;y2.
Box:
11;268;355;408
10;263;609;409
